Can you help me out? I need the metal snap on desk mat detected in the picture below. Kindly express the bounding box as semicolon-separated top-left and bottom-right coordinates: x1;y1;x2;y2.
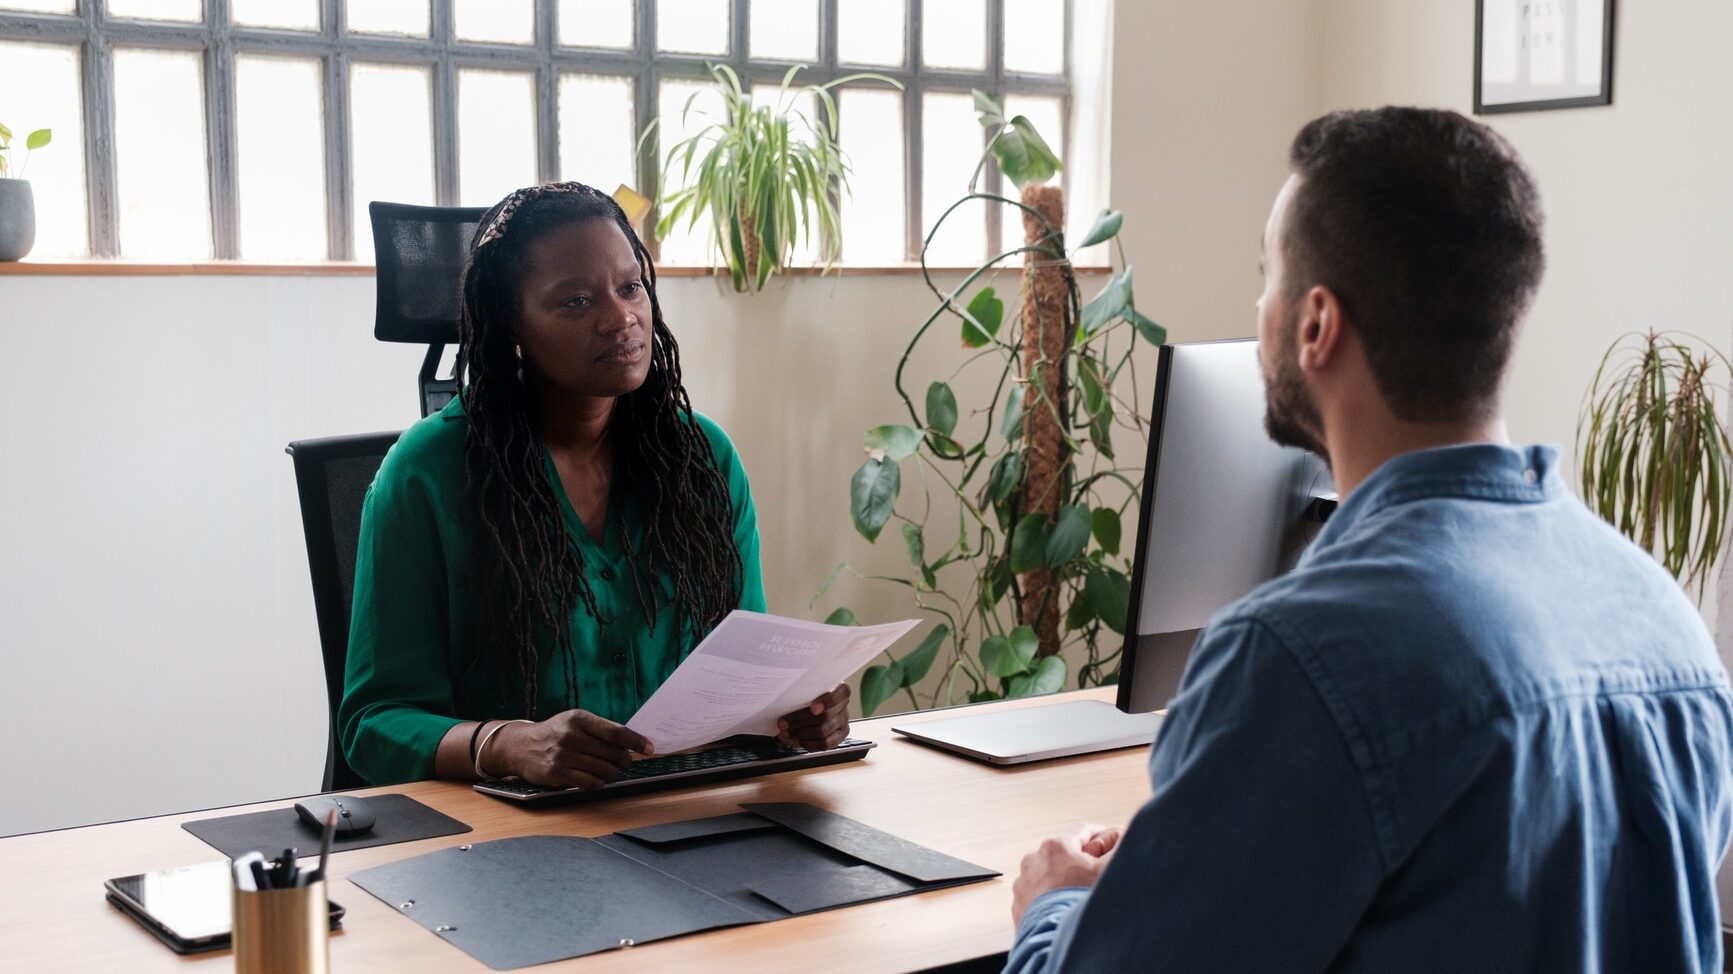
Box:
347;802;999;970
182;793;470;859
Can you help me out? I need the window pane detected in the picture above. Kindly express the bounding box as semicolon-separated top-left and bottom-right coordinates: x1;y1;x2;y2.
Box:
656;78;724;264
348;0;429;37
838;88;903;264
922;0;984;70
1004;0;1064;75
998;95;1064;257
0;41;86;257
112;48;211;259
558;74;636;194
559;0;634;49
0;0;75;12
750;0;816;61
657;0;727;55
232;0;319;30
455;0;534;44
351;62;435;262
458;69;538;207
837;0;903;67
921;92;984;266
107;0;201;22
235;56;326;260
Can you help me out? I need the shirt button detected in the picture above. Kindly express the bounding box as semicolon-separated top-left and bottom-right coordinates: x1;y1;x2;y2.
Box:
1522;469;1538;485
600;567;616;581
612;652;628;665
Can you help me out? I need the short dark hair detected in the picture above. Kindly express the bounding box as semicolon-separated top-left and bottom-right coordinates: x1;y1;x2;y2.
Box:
1284;107;1545;422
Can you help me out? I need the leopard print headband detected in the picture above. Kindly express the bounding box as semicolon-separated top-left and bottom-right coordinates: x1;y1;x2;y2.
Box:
475;181;607;247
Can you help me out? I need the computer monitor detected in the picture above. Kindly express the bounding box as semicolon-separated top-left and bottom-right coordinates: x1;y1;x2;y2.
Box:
1115;339;1333;713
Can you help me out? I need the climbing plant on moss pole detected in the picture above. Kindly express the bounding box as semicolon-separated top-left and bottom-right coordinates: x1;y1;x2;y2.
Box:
819;95;1166;717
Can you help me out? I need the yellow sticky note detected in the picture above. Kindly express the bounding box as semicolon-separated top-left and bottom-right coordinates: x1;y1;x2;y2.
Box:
612;185;652;227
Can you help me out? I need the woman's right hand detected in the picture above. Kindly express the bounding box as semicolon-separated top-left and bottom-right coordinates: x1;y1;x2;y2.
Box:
486;710;655;789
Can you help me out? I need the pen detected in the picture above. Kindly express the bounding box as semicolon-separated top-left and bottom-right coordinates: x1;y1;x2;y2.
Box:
276;848;298;889
306;809;337;887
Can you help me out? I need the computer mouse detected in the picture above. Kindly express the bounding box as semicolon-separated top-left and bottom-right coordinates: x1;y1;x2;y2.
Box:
294;795;377;835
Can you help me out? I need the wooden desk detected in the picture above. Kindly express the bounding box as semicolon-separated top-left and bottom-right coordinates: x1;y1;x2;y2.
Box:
0;689;1152;973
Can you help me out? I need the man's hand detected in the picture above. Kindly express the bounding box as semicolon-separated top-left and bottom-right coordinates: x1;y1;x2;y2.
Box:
1011;823;1124;925
488;710;655;789
776;684;851;751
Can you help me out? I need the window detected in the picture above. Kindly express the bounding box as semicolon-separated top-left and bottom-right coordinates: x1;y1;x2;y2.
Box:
0;0;1074;264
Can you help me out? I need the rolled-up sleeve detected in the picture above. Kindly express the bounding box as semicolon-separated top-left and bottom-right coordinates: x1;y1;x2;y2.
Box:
1005;618;1385;973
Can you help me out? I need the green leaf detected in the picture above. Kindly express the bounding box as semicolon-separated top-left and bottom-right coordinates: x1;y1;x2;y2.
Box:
1064;593;1097;630
1079;268;1134;339
1002;384;1027;441
24;128;50;151
899;624;948;685
982;556;1013;609
1008;626;1040;671
985;452;1024;505
1028;655;1067;695
860;662;905;717
1077;356;1107;416
926;382;958;435
1077;209;1123;249
968;690;1004;704
850;457;901;542
1045;504;1092;567
961;287;1003;348
0;122;11;143
1091;508;1123;555
981;626;1039;678
927;432;965;460
1129;307;1167;346
972;89;1007;128
824;607;857;627
901;522;925;570
1086;566;1131;634
1010;512;1051;574
993;115;1063;189
1007;674;1033;697
865;424;923;462
1089;406;1116;460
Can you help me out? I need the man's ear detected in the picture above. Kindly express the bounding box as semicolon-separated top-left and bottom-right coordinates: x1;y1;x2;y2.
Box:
1297;284;1349;374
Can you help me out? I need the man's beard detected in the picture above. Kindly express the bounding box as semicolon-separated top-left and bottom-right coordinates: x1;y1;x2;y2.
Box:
1263;318;1327;456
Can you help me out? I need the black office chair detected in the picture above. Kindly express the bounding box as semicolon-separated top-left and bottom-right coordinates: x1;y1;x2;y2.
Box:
286;430;403;791
369;201;486;418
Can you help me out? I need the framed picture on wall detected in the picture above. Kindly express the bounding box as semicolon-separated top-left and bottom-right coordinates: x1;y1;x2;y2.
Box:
1475;0;1615;114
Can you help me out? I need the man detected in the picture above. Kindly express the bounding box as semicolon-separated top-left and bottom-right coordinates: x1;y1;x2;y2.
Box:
1006;107;1733;972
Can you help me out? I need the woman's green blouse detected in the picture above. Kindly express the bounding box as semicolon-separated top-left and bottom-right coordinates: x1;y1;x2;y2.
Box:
338;399;766;785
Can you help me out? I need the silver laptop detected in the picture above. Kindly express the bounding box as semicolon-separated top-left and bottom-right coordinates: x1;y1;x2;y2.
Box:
891;700;1163;765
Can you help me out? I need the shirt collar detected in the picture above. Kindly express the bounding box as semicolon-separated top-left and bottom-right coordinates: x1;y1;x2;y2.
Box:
1310;443;1564;552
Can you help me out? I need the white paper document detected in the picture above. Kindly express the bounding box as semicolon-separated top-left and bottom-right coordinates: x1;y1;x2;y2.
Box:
626;610;921;753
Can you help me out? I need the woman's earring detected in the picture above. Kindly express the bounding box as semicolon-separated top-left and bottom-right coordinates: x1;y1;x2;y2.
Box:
514;344;523;382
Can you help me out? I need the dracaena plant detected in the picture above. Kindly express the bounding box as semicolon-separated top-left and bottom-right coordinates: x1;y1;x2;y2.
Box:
820;93;1166;717
652;63;899;291
0;122;52;179
1578;330;1733;598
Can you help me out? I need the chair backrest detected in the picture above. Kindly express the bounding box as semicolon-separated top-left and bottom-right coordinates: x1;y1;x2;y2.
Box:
369;201;485;347
286;430;403;791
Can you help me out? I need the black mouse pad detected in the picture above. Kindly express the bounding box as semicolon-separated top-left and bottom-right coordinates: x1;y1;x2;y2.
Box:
182;793;470;860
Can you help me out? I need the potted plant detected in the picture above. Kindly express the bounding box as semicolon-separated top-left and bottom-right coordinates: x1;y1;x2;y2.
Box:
653;64;898;291
821;94;1164;716
1578;331;1733;599
0;122;51;262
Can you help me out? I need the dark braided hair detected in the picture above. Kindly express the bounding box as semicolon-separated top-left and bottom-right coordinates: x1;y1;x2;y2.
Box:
458;181;743;717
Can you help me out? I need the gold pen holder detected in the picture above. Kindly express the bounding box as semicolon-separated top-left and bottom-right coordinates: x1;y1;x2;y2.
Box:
232;879;331;974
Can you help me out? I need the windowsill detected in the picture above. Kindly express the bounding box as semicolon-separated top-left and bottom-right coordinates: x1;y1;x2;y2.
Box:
0;260;1113;278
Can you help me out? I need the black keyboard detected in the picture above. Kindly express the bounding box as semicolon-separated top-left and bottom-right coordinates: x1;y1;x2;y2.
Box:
473;737;875;806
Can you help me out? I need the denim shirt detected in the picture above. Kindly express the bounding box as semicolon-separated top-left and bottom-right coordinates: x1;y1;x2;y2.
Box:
1007;445;1733;973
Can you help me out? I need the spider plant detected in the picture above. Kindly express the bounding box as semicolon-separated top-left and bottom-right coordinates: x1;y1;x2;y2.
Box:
652;63;898;291
1578;330;1733;598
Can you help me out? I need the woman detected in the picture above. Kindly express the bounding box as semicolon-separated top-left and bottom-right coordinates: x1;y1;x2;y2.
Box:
339;181;849;788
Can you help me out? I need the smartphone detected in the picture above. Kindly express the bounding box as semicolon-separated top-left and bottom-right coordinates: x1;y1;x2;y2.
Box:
104;861;344;954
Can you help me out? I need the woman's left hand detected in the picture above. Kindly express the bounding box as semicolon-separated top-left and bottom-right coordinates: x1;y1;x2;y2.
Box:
776;683;851;751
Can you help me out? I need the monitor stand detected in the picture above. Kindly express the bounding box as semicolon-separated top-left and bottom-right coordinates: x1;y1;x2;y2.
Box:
889;699;1163;766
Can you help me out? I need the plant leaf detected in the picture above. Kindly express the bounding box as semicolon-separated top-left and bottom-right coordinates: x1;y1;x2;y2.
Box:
865;424;923;462
926;382;958;435
1064;593;1097;630
850;457;901;542
1079;268;1134;339
1010;512;1051;574
985;452;1024;504
1077;355;1107;416
1091;507;1123;555
1045;504;1092;567
1089;405;1116;460
824;607;857;627
860;662;905;717
1077;209;1122;249
1028;655;1067;695
1129;307;1167;346
961;287;1003;348
24;128;50;151
994;115;1062;189
978;635;1012;677
1086;566;1131;634
972;89;1007;129
1007;626;1040;674
1002;383;1027;441
901;521;925;570
899;624;948;685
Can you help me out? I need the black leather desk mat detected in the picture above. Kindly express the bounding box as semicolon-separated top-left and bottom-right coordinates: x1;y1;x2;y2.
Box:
348;802;998;970
182;793;470;860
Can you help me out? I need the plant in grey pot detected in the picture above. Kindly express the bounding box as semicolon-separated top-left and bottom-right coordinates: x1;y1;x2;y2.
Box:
0;122;52;262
